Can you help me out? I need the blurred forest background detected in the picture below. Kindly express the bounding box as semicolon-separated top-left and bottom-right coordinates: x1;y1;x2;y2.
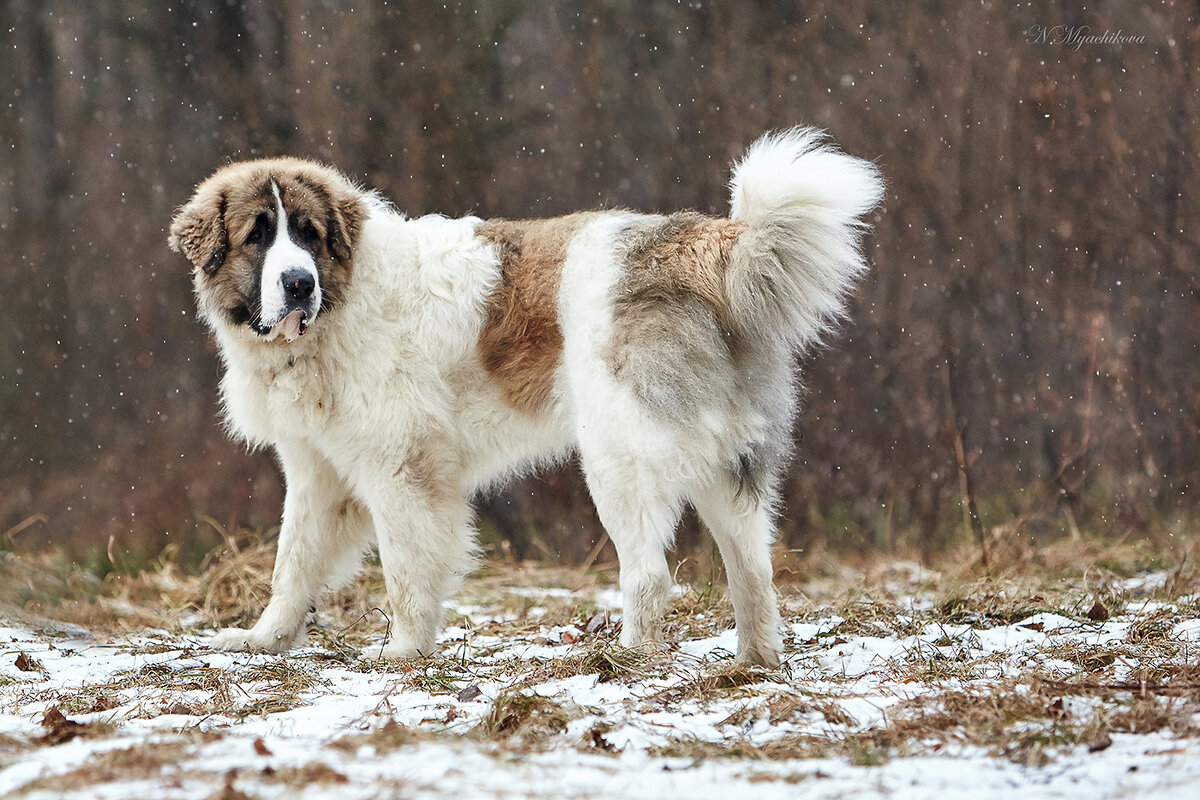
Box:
1;1;1197;569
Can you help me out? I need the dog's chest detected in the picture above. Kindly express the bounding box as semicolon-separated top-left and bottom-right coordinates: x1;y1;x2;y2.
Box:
268;356;331;416
223;354;335;444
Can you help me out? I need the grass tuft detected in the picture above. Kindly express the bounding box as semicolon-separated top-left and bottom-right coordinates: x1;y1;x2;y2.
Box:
476;691;570;739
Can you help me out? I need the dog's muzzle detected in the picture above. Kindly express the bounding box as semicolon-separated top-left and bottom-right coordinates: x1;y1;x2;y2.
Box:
260;268;319;341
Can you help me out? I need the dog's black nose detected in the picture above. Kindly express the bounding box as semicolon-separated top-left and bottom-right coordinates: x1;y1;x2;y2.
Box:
281;269;315;301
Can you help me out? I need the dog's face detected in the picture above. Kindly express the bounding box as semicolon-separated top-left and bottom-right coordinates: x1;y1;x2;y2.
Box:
170;158;365;341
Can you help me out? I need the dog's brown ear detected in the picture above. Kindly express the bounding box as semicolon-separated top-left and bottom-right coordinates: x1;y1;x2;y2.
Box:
326;189;365;263
169;189;228;275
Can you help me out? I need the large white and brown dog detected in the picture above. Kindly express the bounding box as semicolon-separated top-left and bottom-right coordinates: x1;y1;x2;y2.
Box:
170;129;883;667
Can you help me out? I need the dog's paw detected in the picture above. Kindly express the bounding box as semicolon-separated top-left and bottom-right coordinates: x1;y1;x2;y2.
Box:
209;627;298;654
735;635;784;669
617;624;664;650
378;638;435;660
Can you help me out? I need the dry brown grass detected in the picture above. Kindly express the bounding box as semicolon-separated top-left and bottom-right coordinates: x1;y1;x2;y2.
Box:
1;528;1197;792
8;739;202;797
262;761;349;787
392;655;479;695
25;655;328;724
330;717;434;755
507;638;663;691
475;691;572;740
190;519;277;629
647;679;1189;768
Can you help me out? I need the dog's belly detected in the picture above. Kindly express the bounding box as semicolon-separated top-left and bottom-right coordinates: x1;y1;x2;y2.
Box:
449;366;576;494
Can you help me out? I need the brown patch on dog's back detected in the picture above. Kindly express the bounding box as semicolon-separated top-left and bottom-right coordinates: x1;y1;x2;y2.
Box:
476;215;589;413
619;213;746;326
608;213;747;422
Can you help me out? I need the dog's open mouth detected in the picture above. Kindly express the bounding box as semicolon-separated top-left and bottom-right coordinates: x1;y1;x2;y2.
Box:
262;309;309;342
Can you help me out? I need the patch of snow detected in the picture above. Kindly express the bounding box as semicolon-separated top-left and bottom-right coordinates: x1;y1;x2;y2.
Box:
2;580;1198;799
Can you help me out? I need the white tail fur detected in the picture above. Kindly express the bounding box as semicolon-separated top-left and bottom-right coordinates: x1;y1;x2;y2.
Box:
727;127;884;350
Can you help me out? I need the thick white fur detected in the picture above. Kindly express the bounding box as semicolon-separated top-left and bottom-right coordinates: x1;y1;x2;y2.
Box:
207;129;882;666
728;127;885;351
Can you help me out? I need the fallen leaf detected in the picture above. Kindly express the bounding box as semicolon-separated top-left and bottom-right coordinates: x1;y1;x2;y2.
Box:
584;612;609;634
14;652;38;672
38;707;83;745
456;684;482;702
1088;601;1110;621
253;737;272;756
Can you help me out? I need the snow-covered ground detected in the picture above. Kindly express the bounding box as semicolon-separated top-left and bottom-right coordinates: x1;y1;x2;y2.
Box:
1;568;1197;799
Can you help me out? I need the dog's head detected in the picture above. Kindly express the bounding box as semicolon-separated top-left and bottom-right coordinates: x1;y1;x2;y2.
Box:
169;158;366;341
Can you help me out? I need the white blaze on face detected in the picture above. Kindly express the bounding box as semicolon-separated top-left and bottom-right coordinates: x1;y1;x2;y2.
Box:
259;182;321;331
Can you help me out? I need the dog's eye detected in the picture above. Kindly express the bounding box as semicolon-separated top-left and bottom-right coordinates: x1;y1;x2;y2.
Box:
246;213;269;245
298;220;319;245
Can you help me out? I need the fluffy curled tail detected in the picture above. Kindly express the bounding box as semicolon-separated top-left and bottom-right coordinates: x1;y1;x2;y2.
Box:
727;127;884;350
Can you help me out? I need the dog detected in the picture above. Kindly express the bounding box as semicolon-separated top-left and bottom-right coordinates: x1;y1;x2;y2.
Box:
169;129;883;667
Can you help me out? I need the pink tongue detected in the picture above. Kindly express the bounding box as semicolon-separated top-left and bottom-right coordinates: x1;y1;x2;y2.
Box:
271;309;306;342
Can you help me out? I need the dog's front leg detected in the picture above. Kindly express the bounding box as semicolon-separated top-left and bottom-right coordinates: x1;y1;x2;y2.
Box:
362;451;474;660
211;441;370;653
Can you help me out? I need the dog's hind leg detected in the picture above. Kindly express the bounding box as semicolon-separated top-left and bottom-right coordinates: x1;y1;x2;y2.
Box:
579;445;685;648
211;441;372;653
690;471;784;667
